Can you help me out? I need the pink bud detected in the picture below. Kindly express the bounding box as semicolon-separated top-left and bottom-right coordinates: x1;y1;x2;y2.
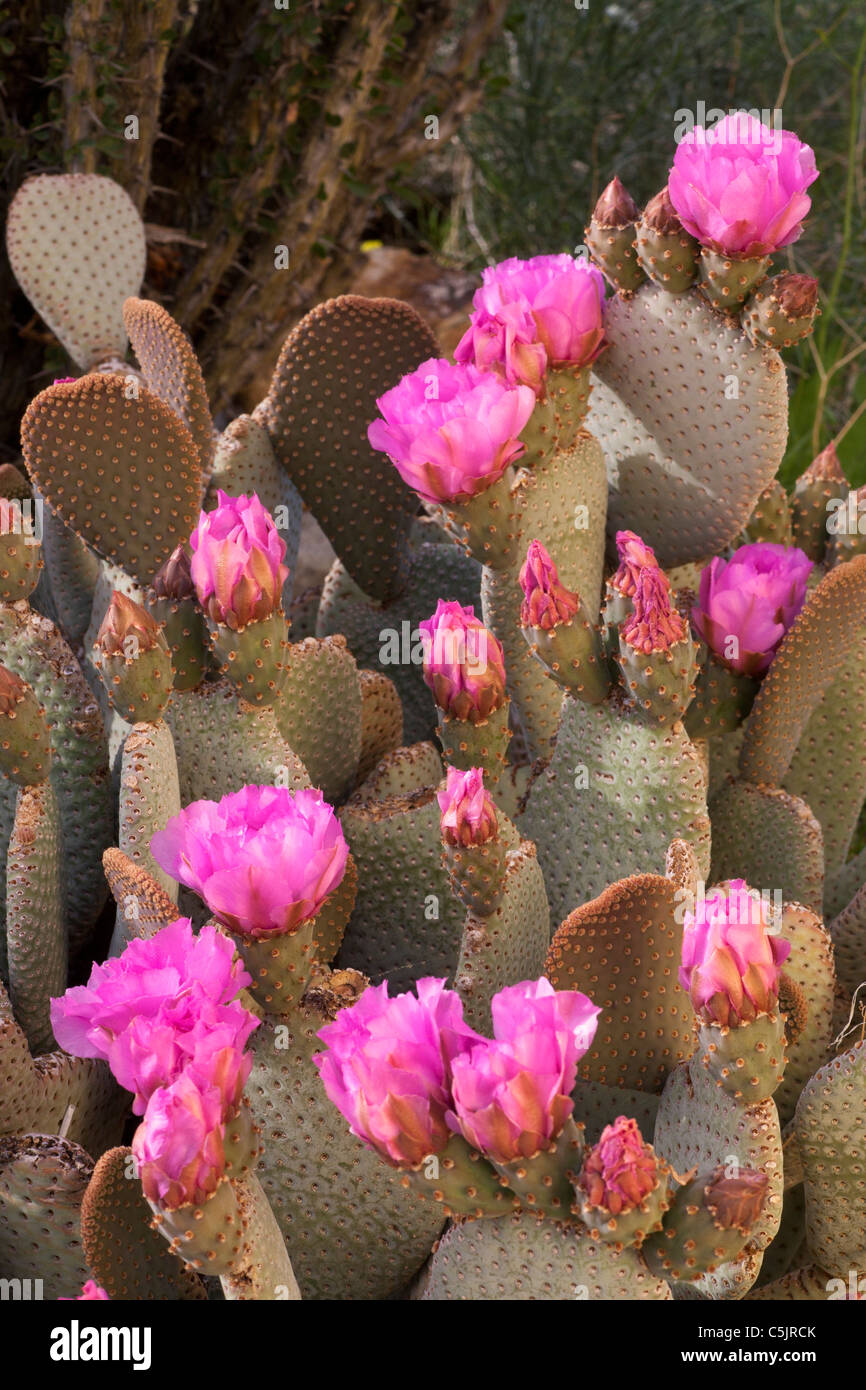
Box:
418;600;507;723
519;540;581;630
679;879;791;1027
578;1116;659;1215
437;766;498;847
189;491;288;630
669;113;818;257
59;1280;110;1301
367;358;535;504
620;567;685;654
612;530;663;599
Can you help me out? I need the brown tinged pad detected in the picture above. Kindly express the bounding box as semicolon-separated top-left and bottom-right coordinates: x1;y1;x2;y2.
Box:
20;373;203;587
545;869;696;1093
123;296;217;478
80;1147;207;1300
254;295;439;604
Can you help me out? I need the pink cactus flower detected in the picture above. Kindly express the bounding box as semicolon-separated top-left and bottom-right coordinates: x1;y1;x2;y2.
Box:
50;918;251;1063
669;113;818;257
150;785;349;938
691;542;813;676
520;539;581;629
448;979;601;1163
611;530;663;599
679;879;791;1027
456;254;606;393
367;357;535;505
437;766;498;847
314;977;480;1167
578;1115;659;1215
620;566;686;654
105;997;257;1116
189;491;288;629
418;599;507;722
133;1072;226;1209
59;1280;110;1301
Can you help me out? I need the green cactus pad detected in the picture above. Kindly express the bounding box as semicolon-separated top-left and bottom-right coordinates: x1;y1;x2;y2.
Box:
6;782;64;1055
80;1147;207;1300
546;870;696;1092
418;1211;672;1300
356;742;443;801
123;297;216;479
791;445;848;564
36;497;101;643
521;693;710;925
110;721;181;955
455;840;550;1033
21;374;203;586
571;1080;660;1145
794;1040;866;1279
247;1010;444;1299
0;602;112;956
587;283;787;567
738;556;866;881
0;978;127;1153
255;295;439;604
338;788;465;989
311;856;358;966
167;679;310;804
275;636;361;803
6;174;145;370
754;1182;806;1287
220;1173;301;1301
829;879;866;998
356;669;404;786
480;566;564;760
317;543;481;744
744;479;793;546
654;1060;784;1255
207;415;303;595
709;781;825;917
0;1134;92;1298
774;905;836;1124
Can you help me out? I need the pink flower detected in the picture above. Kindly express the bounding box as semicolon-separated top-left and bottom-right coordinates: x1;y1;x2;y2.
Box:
448;979;601;1163
437;766;498;847
151;785;348;938
50;918;251;1062
418;599;507;723
105;997;257;1115
133;1072;226;1209
59;1280;109;1301
691;542;813;676
367;358;535;505
519;539;581;629
620;566;686;654
669;113;818;257
679;879;791;1027
456;254;606;393
189;491;288;629
578;1116;658;1216
314;977;479;1167
611;530;663;599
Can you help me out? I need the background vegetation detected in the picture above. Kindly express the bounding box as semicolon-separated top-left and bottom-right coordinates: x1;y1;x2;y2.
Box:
2;0;863;484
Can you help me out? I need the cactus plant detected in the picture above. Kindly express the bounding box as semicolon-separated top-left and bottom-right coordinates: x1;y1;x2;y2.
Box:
0;112;862;1305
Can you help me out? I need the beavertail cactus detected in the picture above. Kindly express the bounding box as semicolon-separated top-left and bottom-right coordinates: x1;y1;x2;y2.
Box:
0;111;862;1307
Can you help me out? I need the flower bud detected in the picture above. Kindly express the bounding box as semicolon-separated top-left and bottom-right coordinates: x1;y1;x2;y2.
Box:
635;186;699;293
419;600;507;723
679;879;791;1027
190;491;288;630
519;540;581;630
437;766;498;848
585;177;643;294
0;664;52;785
146;545;210;692
94;591;174;723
